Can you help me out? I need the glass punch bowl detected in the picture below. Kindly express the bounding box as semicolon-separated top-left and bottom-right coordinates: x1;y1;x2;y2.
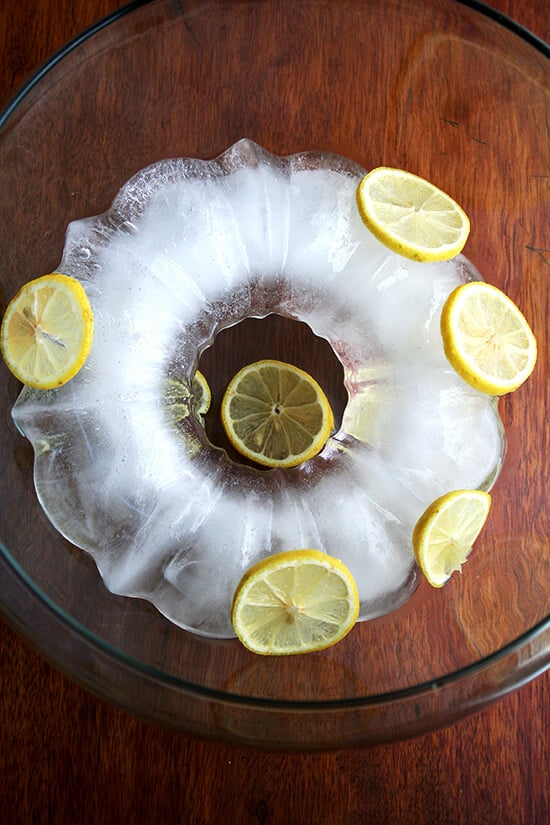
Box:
0;0;548;750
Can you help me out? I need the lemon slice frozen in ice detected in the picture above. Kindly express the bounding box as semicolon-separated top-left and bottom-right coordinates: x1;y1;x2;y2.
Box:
412;490;492;588
356;167;470;262
1;273;94;389
163;370;211;424
192;370;211;417
221;359;334;468
231;549;360;655
440;281;537;396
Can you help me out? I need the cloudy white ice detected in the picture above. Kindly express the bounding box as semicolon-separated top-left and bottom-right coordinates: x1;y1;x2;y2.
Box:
13;139;505;637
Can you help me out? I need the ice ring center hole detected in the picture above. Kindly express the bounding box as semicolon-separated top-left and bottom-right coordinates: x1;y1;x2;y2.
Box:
198;314;346;468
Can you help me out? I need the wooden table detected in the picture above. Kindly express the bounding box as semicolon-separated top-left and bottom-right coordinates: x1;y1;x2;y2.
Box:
0;1;548;822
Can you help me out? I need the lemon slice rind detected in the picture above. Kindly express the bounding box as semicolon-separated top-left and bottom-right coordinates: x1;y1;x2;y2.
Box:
192;369;211;417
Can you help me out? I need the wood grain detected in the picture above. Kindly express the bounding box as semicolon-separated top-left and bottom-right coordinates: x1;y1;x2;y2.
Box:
0;0;548;823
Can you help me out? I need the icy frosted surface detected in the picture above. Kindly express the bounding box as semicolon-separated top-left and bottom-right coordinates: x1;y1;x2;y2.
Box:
13;140;505;638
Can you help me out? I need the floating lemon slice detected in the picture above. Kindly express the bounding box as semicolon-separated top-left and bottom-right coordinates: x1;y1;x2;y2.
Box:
192;370;211;417
356;167;470;261
1;273;94;389
412;490;492;588
440;281;537;396
231;549;360;655
221;359;334;468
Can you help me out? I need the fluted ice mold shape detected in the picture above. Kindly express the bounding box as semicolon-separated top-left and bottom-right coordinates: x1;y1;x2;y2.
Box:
12;140;505;638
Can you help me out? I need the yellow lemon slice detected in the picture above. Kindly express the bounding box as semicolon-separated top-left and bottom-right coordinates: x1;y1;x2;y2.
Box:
1;273;94;389
192;369;211;417
356;167;470;261
412;490;492;588
163;369;211;424
221;359;334;468
440;281;537;396
231;549;360;655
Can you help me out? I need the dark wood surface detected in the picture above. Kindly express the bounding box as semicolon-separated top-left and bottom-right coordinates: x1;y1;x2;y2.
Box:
1;1;548;823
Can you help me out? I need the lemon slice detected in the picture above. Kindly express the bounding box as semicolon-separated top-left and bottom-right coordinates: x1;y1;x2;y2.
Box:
192;370;211;417
163;369;211;424
356;167;470;261
221;359;334;468
440;281;537;396
1;273;94;389
412;490;491;588
231;549;360;655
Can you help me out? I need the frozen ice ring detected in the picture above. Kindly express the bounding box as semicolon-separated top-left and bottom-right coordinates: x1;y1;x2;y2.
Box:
12;140;505;637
